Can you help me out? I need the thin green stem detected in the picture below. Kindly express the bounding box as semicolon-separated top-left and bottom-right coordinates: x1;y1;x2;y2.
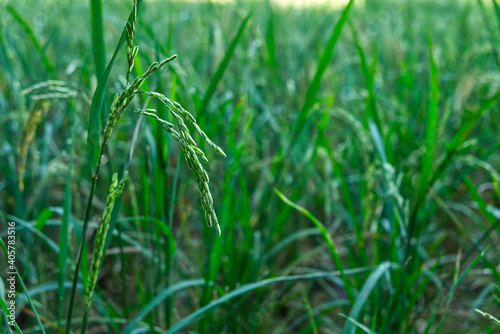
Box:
65;136;109;333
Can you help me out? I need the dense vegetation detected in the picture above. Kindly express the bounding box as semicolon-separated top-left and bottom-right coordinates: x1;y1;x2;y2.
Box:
1;0;500;332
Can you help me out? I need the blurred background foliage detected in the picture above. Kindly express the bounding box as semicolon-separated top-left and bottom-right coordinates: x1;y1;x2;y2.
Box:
0;0;500;332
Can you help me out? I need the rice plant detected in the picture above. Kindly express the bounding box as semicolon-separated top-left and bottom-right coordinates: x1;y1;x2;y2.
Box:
64;0;226;331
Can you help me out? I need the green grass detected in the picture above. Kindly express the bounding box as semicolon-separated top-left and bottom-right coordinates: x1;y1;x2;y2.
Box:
1;0;500;333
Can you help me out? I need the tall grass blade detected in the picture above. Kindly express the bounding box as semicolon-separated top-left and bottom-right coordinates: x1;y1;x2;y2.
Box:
429;90;500;189
0;298;22;333
463;178;500;244
87;0;143;171
350;21;380;128
340;313;378;334
424;251;484;334
167;268;369;334
265;1;276;68
1;213;60;254
274;188;355;302
121;279;205;334
477;0;500;69
343;262;392;334
415;34;439;219
493;0;500;29
5;5;55;76
197;14;251;118
90;0;107;123
293;0;354;139
302;289;319;334
0;237;46;333
447;90;500;153
57;101;76;331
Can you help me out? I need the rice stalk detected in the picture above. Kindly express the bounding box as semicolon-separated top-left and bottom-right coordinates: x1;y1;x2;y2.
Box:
81;172;128;333
126;0;139;82
66;53;179;332
67;3;226;328
132;90;226;234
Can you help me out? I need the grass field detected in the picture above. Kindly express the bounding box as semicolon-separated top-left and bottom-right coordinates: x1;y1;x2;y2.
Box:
1;0;500;333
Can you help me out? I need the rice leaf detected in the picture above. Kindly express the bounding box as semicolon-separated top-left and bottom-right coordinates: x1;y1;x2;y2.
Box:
343;262;392;334
57;101;76;328
5;5;55;76
0;237;45;333
166;268;370;334
302;289;319;334
274;188;355;303
293;0;354;139
121;279;205;334
197;13;251;118
90;0;108;123
87;0;143;171
0;297;22;333
416;33;439;210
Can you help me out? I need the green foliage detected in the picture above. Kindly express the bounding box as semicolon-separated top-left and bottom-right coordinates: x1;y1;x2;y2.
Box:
0;0;500;333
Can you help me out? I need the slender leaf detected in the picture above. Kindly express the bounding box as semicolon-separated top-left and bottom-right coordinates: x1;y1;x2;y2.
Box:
122;279;205;334
87;0;143;171
275;188;355;303
293;0;354;138
197;14;251;118
416;34;439;210
0;237;45;333
343;262;392;334
90;0;107;123
167;268;370;334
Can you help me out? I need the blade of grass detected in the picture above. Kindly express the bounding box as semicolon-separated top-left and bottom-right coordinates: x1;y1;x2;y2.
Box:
477;0;500;69
397;36;440;328
425;250;484;334
476;308;500;326
426;90;500;199
265;0;276;68
292;0;354;141
87;0;143;171
0;212;59;254
0;237;46;333
340;313;378;334
446;90;500;155
57;99;76;332
167;268;370;334
343;262;392;334
0;298;22;333
121;279;205;334
90;0;108;124
197;13;251;119
5;5;55;76
262;227;320;262
287;299;351;331
274;188;355;303
464;177;498;228
302;289;319;334
493;0;500;30
415;33;439;220
165;153;181;328
350;21;380;129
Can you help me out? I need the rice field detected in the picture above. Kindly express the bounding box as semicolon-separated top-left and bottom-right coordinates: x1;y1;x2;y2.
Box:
0;0;500;333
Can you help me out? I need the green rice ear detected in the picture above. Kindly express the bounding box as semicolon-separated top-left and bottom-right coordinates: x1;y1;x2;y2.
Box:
83;172;128;331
